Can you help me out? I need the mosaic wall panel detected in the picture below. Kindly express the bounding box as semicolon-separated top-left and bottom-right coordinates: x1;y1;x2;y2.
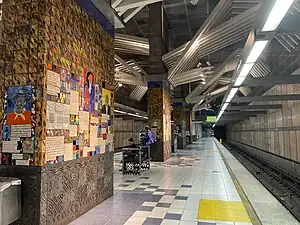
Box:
44;63;114;165
0;0;115;166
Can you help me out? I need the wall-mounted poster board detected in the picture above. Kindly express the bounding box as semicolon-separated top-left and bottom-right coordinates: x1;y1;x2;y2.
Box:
44;64;114;164
1;86;36;165
1;65;114;165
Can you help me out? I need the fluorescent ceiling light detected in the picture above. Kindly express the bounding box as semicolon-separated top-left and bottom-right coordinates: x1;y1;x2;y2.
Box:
239;63;254;78
219;110;224;117
221;103;229;111
114;110;148;119
262;0;295;32
114;109;127;114
226;88;239;103
234;76;247;86
246;40;268;63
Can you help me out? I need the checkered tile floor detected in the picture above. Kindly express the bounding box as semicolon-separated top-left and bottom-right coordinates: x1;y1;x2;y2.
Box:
114;154;202;170
69;138;259;225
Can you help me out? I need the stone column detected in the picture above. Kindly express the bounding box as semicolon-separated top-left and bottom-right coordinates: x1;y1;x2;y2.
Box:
173;103;187;149
185;110;193;144
147;2;171;161
0;0;114;224
148;81;171;161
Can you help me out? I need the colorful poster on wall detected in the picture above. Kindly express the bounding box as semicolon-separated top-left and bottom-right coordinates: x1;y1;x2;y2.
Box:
81;70;96;113
95;84;102;111
46;101;70;130
6;86;32;125
47;70;61;96
101;88;112;115
45;136;65;162
43;64;114;164
1;85;36;165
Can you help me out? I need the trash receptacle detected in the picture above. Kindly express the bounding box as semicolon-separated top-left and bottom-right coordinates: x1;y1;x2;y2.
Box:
0;178;21;225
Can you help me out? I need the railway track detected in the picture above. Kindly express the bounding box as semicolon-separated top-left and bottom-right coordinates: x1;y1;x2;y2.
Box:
224;142;300;222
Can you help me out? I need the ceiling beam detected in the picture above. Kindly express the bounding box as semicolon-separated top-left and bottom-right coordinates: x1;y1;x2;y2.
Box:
114;54;140;77
223;111;267;116
112;0;124;8
123;5;146;23
227;104;282;110
185;49;241;104
219;116;252;120
115;0;162;12
242;75;300;87
168;0;232;80
232;94;300;103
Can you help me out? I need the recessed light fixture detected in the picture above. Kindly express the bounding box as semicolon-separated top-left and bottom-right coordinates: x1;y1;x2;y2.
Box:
262;0;295;32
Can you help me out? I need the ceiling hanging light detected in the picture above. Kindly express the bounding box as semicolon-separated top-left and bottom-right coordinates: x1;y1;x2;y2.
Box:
262;0;295;32
246;40;268;63
226;88;239;103
221;103;229;111
234;76;247;86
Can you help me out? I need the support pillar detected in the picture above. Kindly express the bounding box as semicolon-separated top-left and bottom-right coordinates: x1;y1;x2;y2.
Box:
147;2;171;161
0;0;115;224
148;81;172;161
173;103;187;149
186;110;193;144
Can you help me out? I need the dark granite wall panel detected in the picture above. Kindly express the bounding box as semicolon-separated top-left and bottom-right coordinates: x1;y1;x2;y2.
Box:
0;166;41;225
0;152;113;225
40;152;114;225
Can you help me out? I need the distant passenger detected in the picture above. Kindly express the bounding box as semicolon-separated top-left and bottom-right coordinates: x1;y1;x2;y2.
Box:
145;127;154;146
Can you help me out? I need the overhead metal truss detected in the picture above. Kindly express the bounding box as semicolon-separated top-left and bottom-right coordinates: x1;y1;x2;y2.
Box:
242;74;300;86
186;49;242;106
232;94;300;103
166;2;260;83
171;67;214;87
115;33;149;56
227;104;282;111
114;54;148;101
112;0;162;23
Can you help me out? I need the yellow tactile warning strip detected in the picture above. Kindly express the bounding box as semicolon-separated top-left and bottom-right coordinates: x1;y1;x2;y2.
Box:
198;199;251;222
214;140;262;225
207;150;218;152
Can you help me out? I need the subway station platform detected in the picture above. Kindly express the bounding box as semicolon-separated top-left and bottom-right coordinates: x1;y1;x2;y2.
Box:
69;138;300;225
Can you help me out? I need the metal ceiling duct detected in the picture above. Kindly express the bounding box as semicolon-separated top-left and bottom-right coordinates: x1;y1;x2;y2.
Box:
250;59;270;78
168;4;260;84
274;33;300;53
162;1;259;69
129;86;148;101
171;67;214;87
192;91;225;111
186;49;242;104
231;0;262;16
115;71;147;86
167;0;233;79
162;42;190;69
115;33;149;56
